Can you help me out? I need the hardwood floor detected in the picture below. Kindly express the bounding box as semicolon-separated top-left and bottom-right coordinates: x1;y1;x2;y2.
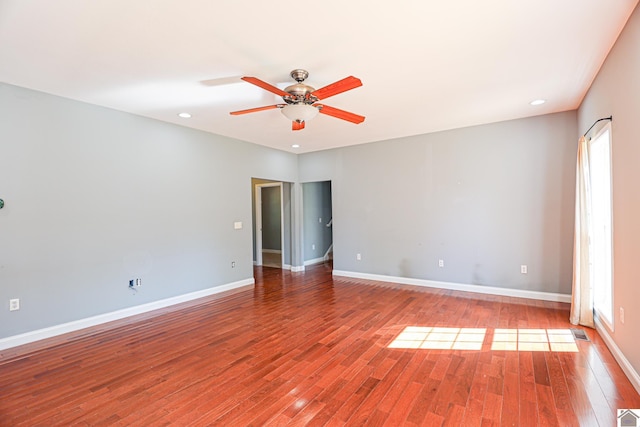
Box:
1;263;638;426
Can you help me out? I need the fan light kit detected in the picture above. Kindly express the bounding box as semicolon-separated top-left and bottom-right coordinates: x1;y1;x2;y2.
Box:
230;69;365;131
281;104;319;122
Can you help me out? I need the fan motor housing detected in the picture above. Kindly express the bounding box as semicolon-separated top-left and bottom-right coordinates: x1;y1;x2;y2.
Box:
283;83;317;104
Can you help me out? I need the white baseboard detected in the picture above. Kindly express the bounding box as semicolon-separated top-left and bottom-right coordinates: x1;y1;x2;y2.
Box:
304;257;326;266
291;265;305;272
332;270;571;303
262;249;282;254
0;278;255;351
595;317;640;395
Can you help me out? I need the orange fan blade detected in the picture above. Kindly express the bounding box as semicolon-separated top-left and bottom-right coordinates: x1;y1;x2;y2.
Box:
292;121;305;131
316;104;365;124
230;104;282;115
311;76;362;100
242;76;290;97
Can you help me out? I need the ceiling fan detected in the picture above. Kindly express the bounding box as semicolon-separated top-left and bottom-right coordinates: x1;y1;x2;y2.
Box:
230;69;365;131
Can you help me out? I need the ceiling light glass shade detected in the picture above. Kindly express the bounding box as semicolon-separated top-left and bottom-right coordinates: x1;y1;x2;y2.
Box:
281;104;319;122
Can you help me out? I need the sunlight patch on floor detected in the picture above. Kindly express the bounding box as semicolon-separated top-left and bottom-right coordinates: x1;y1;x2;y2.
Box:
491;328;578;352
388;327;486;350
388;327;578;352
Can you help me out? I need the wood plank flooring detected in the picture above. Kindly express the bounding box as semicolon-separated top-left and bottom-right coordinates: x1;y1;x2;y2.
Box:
1;263;639;426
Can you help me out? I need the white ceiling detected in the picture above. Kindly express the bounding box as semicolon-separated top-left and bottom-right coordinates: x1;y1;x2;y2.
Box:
0;1;637;153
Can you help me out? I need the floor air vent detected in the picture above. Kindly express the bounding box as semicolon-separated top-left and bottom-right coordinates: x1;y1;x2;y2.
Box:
570;328;590;341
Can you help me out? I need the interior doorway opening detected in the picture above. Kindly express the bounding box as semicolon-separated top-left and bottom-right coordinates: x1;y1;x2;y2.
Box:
302;181;333;268
252;178;292;270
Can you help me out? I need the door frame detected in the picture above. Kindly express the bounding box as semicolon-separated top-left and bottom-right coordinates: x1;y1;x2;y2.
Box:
255;182;285;267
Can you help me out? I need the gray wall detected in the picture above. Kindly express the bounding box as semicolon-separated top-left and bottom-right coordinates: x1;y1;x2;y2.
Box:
302;181;333;262
578;3;640;375
0;83;298;338
299;111;577;294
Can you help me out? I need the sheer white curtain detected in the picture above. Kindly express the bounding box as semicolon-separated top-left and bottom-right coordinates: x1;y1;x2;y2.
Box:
570;136;594;327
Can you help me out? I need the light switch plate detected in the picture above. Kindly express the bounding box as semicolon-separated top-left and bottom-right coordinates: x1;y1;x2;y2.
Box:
234;221;242;230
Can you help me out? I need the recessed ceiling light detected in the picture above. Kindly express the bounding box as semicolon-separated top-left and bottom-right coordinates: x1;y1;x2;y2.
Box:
530;99;546;106
291;144;300;148
178;112;192;118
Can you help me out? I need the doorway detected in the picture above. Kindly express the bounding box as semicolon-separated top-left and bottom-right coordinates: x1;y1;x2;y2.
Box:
302;181;333;267
255;182;283;268
252;179;292;269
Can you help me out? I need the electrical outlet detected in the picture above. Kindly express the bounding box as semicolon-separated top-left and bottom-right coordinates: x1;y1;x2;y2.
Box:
312;244;315;250
620;307;625;324
231;261;236;268
438;259;444;268
356;253;362;261
9;298;19;311
521;265;528;274
318;217;322;223
136;278;142;286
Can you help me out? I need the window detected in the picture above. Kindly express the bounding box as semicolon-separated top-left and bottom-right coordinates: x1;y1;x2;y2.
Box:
589;124;613;328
